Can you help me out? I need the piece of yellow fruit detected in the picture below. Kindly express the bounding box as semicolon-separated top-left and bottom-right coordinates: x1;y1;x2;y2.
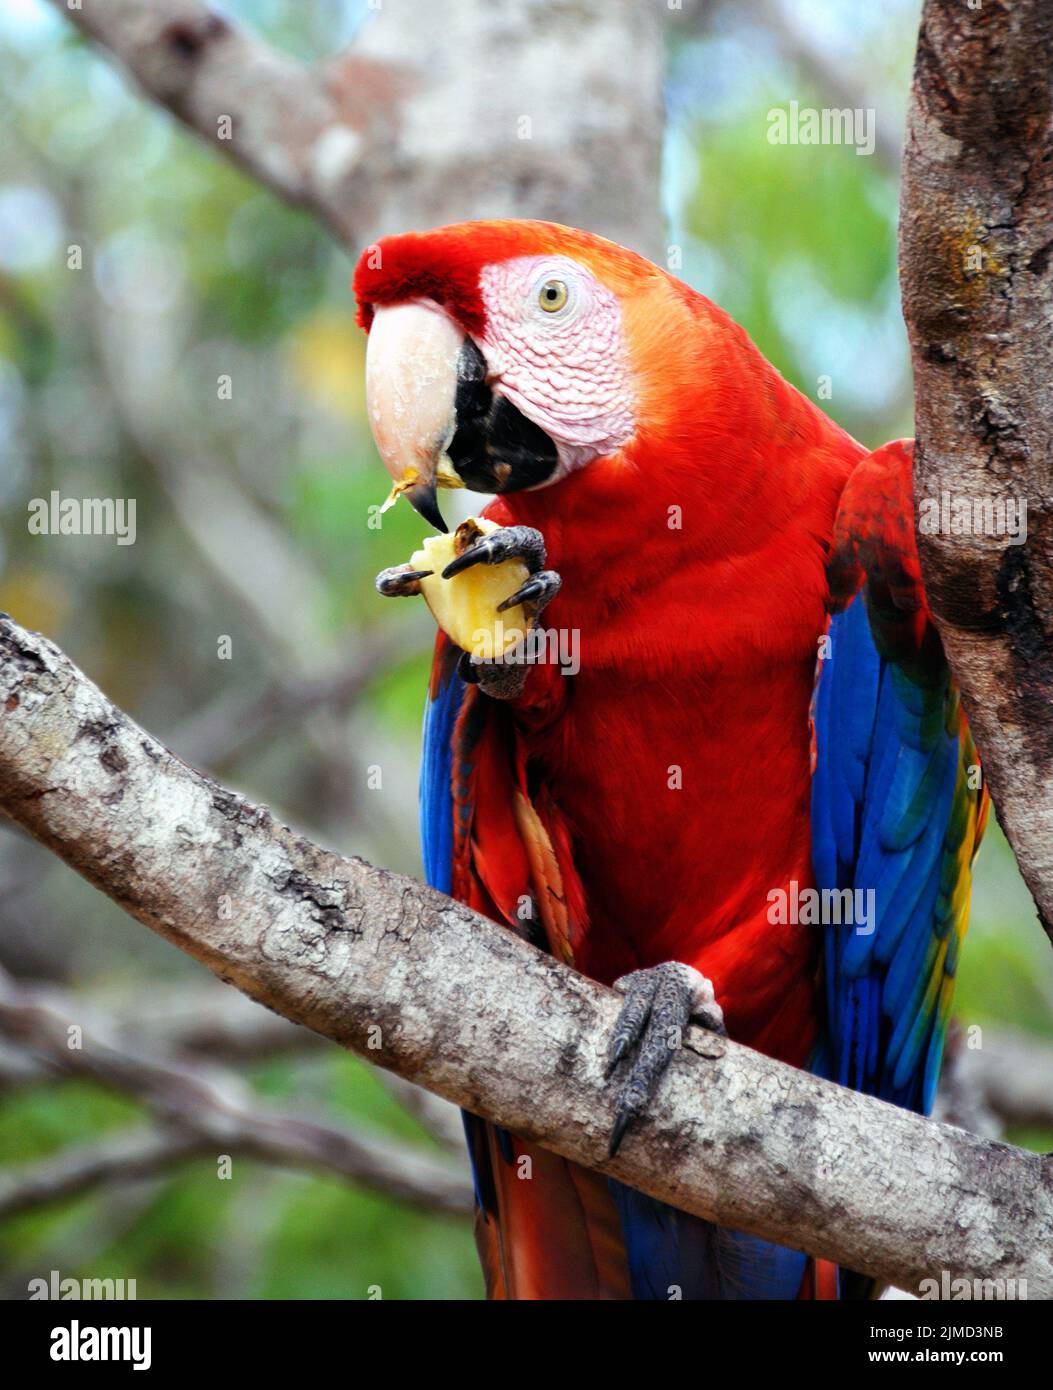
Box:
411;518;530;660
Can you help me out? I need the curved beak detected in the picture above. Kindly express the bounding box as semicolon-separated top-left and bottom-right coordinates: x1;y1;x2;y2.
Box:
365;301;466;533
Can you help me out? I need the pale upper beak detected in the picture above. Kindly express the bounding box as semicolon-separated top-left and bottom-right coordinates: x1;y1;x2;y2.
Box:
365;300;465;533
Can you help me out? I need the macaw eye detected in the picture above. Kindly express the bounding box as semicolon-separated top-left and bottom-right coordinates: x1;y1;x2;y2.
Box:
537;279;569;313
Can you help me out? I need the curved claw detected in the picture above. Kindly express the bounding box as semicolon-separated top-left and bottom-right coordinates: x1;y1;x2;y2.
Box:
456;650;481;685
606;963;725;1158
497;569;562;614
375;565;433;597
442;524;546;579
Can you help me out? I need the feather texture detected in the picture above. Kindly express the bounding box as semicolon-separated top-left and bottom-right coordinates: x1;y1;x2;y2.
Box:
811;442;987;1115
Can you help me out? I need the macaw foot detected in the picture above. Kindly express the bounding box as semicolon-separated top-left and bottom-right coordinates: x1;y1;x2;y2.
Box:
449;527;560;698
376;524;560;700
605;962;726;1158
442;524;560;621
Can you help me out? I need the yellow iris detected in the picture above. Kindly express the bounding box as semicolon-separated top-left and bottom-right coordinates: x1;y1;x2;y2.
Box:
538;279;569;313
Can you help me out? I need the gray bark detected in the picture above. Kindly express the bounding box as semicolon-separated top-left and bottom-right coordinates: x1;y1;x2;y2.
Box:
899;0;1053;940
48;0;665;259
1;614;1051;1297
350;0;665;258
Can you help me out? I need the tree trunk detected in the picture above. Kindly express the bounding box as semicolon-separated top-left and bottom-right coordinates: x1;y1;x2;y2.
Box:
349;0;665;259
899;0;1053;940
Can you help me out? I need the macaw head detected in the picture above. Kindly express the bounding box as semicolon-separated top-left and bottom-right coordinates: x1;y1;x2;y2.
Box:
353;220;691;531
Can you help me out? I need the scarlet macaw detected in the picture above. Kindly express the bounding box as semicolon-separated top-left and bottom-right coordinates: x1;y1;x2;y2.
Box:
354;221;988;1300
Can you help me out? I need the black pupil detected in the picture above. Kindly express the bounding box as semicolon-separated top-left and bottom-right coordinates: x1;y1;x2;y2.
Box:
545;286;558;300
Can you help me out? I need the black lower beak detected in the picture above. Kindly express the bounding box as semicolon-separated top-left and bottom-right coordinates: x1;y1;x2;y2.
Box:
404;479;448;534
447;338;559;498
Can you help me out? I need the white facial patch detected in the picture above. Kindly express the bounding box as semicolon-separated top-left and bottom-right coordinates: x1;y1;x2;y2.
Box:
478;256;635;476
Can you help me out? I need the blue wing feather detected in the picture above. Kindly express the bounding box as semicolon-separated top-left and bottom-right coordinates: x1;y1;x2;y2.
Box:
811;592;981;1115
420;645;465;897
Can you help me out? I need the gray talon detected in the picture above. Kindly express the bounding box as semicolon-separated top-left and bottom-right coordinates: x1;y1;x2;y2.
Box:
375;564;433;597
497;570;561;613
442;524;546;579
606;963;725;1158
456;651;481;684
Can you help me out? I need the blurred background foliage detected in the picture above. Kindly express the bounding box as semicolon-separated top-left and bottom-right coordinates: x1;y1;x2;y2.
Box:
0;0;1049;1300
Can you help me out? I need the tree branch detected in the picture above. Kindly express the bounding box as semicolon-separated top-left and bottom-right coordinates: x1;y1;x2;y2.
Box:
0;965;471;1218
45;0;381;245
0;974;1040;1147
958;1029;1053;1135
0;976;466;1150
169;630;411;772
899;0;1053;940
0;1128;205;1220
1;614;1050;1295
47;0;665;260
